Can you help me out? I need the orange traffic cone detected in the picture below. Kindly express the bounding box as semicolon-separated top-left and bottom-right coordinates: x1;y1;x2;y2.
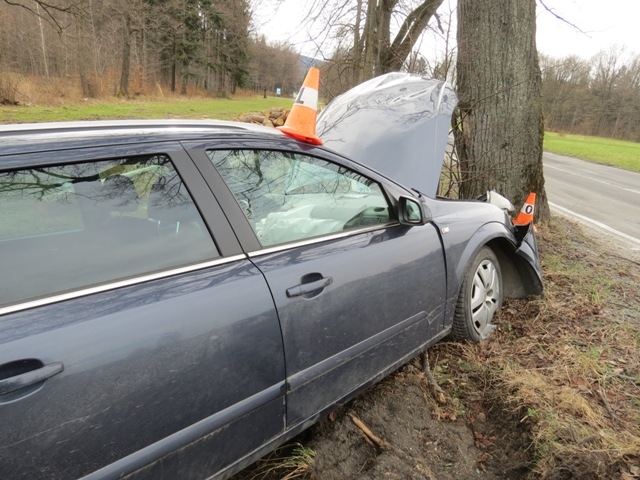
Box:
278;67;323;145
513;192;536;226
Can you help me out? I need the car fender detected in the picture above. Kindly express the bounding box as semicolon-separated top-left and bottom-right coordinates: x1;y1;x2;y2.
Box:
435;219;542;330
510;223;544;295
443;220;514;294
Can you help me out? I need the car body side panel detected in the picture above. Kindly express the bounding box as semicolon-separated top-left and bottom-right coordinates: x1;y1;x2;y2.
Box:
0;120;544;480
249;224;446;425
186;139;449;429
512;224;544;295
0;262;285;480
98;396;285;480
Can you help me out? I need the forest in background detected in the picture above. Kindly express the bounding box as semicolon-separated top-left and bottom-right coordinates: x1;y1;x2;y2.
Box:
0;0;303;100
540;51;640;142
0;1;639;143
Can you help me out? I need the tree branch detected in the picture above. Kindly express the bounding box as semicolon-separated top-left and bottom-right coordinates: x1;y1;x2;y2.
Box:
3;0;76;33
385;0;444;72
537;0;590;36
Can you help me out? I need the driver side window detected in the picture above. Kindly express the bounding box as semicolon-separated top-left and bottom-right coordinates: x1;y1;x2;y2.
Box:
208;150;392;247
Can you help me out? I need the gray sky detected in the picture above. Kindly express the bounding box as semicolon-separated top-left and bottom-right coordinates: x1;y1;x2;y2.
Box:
253;0;640;61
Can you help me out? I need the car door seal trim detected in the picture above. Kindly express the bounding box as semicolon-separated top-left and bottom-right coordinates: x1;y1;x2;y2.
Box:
247;222;401;258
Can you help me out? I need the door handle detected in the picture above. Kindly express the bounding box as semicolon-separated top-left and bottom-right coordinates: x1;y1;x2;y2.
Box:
286;276;333;298
0;362;64;396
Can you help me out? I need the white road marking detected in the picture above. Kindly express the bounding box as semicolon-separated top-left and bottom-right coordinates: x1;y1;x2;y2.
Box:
549;201;640;247
544;164;640;195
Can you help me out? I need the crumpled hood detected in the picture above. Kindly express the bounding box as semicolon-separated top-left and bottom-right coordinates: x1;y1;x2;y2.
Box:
317;73;457;197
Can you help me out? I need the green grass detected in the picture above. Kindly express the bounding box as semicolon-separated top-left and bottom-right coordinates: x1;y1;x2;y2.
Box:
0;96;293;124
544;131;640;173
3;99;638;174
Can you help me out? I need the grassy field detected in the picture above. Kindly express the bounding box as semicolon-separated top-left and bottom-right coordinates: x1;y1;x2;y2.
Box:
0;96;293;124
544;131;640;173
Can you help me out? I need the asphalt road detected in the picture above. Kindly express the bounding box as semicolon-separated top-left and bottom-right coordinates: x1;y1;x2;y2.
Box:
542;152;640;250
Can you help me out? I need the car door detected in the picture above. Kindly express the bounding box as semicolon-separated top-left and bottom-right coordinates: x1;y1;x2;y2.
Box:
0;143;285;480
186;143;447;426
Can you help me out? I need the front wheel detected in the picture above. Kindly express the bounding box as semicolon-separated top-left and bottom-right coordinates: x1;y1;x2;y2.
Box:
451;247;503;342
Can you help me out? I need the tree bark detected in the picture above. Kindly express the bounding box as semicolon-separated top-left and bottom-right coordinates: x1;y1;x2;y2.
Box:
373;0;394;76
455;0;549;221
361;0;378;79
171;39;176;93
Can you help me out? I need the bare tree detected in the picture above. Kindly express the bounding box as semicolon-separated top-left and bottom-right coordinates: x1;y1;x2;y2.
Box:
540;54;591;131
590;47;627;137
540;49;640;141
248;37;302;96
296;0;444;97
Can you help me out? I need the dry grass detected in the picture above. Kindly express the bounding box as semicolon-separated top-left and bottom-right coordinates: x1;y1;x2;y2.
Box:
1;73;97;105
0;71;253;107
433;219;640;478
245;443;316;480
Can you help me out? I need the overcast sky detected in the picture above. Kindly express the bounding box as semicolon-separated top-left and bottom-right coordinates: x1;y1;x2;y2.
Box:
253;0;640;61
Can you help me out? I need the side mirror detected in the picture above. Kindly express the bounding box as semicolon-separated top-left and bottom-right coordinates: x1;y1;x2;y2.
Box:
398;196;430;225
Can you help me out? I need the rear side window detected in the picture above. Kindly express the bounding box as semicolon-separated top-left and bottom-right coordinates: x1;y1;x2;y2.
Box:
0;154;219;307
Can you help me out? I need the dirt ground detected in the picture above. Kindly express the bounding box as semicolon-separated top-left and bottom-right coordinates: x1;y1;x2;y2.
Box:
235;218;640;480
294;360;532;480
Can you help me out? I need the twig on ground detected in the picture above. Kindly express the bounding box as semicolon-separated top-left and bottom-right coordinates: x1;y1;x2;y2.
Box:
576;434;600;445
611;373;640;384
347;412;390;450
422;351;447;404
597;388;620;429
605;253;640;267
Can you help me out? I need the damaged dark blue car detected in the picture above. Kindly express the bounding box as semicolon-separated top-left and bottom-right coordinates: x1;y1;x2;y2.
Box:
0;72;542;480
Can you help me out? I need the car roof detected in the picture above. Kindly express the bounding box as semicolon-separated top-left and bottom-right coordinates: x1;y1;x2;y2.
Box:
0;119;285;156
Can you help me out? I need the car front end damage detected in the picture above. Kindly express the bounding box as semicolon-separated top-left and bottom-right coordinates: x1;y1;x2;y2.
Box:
316;72;543;298
484;190;543;297
511;221;544;295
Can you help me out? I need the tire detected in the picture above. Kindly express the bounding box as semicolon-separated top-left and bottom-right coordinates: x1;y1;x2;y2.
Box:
451;247;503;342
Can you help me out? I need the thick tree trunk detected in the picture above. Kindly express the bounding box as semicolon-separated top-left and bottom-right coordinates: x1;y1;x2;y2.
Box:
351;0;363;84
35;3;49;77
361;0;378;79
118;13;132;97
455;0;549;221
76;15;91;98
374;0;394;76
171;40;176;93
